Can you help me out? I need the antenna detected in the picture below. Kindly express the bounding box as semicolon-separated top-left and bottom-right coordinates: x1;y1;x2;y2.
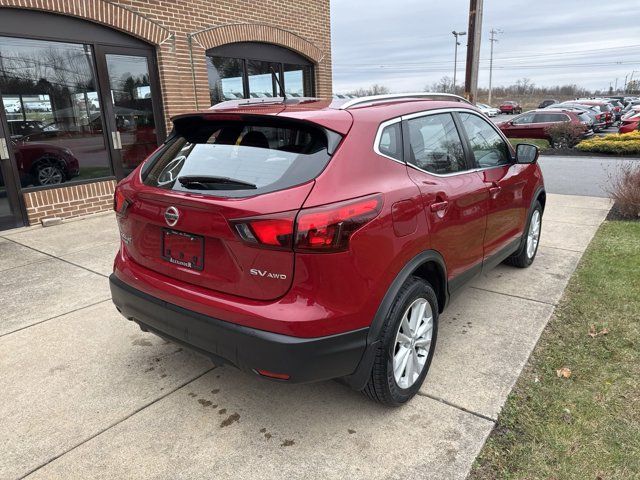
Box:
270;66;287;100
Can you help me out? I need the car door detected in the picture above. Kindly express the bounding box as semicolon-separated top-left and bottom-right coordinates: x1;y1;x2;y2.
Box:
457;112;529;267
403;111;489;291
507;112;536;137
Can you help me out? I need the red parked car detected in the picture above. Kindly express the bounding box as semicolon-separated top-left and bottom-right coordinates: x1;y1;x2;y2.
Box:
110;94;545;406
499;101;522;114
618;112;640;134
498;109;593;142
12;139;80;186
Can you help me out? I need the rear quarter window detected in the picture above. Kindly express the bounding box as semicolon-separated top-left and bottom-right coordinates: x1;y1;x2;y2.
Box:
143;117;333;198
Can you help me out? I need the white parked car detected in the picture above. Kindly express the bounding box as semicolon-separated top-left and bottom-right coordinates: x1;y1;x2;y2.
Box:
476;103;500;117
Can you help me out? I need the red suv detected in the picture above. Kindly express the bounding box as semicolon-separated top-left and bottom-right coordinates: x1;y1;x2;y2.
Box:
498;109;593;141
110;94;545;405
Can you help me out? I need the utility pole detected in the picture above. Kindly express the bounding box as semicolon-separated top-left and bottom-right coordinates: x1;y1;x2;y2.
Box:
488;28;502;105
464;0;484;103
452;30;467;94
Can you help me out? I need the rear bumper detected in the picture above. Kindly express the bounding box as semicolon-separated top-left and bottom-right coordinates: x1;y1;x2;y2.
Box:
110;274;368;383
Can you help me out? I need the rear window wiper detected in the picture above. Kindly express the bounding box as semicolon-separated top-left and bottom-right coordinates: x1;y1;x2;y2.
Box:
177;175;257;190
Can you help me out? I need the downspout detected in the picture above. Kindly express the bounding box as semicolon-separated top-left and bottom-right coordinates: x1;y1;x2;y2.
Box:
187;34;200;110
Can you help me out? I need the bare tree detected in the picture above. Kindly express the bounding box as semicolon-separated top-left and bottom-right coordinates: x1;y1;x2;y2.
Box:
425;76;454;93
349;84;390;97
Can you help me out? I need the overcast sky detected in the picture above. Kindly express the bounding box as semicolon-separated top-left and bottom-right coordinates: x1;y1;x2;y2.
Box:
330;0;640;93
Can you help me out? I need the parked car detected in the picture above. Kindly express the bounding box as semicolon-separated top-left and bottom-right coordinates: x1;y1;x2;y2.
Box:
110;94;546;406
562;101;613;127
7;120;63;141
548;103;606;132
11;139;80;186
499;101;522;114
538;99;558;109
603;99;624;122
618;111;640;134
476;102;500;117
497;108;593;141
622;105;640;120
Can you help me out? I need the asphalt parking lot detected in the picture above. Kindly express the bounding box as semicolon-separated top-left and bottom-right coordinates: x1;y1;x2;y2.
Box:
0;193;612;480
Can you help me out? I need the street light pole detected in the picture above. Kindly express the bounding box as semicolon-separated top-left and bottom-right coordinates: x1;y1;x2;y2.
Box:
488;28;502;105
452;30;466;94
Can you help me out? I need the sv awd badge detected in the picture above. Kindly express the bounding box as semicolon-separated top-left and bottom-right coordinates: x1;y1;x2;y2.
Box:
250;269;287;280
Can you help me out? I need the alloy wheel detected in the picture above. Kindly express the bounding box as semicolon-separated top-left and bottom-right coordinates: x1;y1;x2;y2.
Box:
392;298;434;389
526;210;541;259
38;165;63;185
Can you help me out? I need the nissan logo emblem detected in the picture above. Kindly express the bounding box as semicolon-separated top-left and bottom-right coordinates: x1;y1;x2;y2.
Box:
164;206;180;227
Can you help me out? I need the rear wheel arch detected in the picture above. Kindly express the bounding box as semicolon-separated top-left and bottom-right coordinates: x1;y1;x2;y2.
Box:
30;154;66;174
342;250;448;391
412;259;446;314
536;188;546;212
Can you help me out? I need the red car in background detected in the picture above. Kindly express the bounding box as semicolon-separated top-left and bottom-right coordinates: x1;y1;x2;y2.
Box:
498;109;592;141
110;94;545;406
499;101;523;114
12;140;80;186
618;112;640;134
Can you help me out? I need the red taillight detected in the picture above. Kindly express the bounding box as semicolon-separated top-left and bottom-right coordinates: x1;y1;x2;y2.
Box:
294;194;383;252
232;214;294;249
232;194;383;253
114;189;127;215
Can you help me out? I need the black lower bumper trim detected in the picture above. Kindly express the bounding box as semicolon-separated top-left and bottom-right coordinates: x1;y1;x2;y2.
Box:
109;274;368;384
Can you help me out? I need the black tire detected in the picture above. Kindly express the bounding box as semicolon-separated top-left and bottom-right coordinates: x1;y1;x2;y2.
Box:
505;200;543;268
362;276;439;406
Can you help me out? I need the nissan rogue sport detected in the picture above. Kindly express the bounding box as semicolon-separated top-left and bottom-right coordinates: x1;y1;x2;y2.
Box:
110;93;545;406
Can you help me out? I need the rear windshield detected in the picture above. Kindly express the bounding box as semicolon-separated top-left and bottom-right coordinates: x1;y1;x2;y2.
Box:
143;118;332;198
578;112;592;122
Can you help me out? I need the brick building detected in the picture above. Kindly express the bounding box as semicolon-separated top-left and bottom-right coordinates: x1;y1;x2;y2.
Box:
0;0;332;229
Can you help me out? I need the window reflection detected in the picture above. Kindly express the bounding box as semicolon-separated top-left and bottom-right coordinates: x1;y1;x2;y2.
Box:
247;60;279;98
105;54;158;174
0;36;110;186
284;64;312;98
207;56;244;104
206;50;314;105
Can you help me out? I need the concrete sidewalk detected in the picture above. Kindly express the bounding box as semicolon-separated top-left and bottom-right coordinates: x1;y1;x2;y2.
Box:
0;194;612;480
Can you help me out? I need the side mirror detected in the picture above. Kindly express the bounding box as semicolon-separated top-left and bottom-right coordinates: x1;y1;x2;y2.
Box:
516;143;539;164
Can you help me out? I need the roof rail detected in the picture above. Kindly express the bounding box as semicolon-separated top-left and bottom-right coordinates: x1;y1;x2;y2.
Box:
338;92;472;110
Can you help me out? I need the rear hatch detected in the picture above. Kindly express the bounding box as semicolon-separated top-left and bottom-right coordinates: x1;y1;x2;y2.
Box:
117;112;344;301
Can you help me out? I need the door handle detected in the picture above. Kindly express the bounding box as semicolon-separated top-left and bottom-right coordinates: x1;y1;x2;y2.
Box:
489;184;501;198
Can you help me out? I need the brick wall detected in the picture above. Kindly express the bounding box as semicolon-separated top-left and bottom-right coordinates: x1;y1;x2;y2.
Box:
23;180;116;225
0;0;332;226
0;0;333;128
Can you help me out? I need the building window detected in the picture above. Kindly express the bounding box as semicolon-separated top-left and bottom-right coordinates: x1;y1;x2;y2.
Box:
207;56;244;102
206;42;314;105
0;36;111;186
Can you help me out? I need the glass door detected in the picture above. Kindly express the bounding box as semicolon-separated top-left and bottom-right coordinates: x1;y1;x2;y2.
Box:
0;110;26;229
95;46;164;178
